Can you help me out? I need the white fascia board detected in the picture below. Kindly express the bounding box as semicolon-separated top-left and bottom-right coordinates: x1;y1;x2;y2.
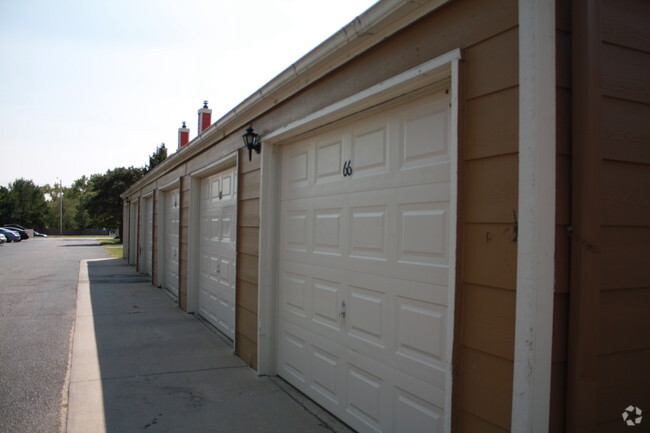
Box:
265;49;460;144
512;1;556;432
122;0;451;196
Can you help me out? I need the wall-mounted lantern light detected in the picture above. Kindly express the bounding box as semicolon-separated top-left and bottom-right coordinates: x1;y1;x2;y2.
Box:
242;127;261;162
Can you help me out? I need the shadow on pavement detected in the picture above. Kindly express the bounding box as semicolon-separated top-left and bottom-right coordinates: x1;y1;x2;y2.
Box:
67;258;343;433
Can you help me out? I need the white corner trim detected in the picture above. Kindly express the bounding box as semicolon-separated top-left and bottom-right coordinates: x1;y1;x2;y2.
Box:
513;1;556;432
265;49;461;144
443;55;461;433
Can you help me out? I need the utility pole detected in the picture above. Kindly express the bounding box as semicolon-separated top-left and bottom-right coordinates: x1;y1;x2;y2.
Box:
57;178;63;237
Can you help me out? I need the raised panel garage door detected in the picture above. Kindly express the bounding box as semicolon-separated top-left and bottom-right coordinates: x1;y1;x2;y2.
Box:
277;90;455;433
163;188;180;297
142;197;153;276
199;168;237;340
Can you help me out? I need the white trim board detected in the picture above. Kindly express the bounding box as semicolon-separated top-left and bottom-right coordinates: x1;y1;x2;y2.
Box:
264;49;460;144
512;1;556;432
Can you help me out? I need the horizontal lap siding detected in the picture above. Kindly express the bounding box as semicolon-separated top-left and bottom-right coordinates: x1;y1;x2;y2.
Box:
236;147;260;369
449;0;518;430
598;0;650;430
179;175;190;310
152;190;159;287
568;0;650;430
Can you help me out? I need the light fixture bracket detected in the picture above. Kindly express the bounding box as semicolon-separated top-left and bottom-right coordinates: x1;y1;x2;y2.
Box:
242;126;261;161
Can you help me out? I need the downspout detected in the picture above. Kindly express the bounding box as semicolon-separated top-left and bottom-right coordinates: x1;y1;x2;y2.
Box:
566;0;602;431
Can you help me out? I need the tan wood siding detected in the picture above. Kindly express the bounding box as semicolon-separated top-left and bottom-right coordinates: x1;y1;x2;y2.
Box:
567;0;650;430
236;147;260;369
429;1;520;430
152;190;159;287
178;175;190;310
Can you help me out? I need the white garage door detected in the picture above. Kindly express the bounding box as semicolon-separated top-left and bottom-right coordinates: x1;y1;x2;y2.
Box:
129;202;138;265
198;168;237;340
142;197;153;276
163;188;180;297
277;90;455;433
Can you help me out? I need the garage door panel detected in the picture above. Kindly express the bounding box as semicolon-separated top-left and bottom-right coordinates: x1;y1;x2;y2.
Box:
399;97;450;170
280;185;450;286
315;137;345;184
351;122;390;178
313;208;343;256
346;362;385;432
398;203;449;267
350;204;388;261
312;277;343;332
312;345;342;405
198;168;237;340
279;260;448;386
277;90;453;433
282;99;450;203
393;379;444;433
347;285;387;349
142;197;153;276
163;188;180;297
278;324;309;385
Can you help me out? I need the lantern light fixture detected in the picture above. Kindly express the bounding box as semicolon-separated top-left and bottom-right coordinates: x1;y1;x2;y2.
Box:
242;126;261;161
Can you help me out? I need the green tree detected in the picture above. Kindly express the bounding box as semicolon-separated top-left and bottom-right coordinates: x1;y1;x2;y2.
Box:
86;167;145;238
2;178;48;229
0;186;10;225
69;176;91;229
146;143;167;173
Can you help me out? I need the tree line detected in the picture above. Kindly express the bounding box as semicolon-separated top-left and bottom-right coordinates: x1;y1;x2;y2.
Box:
0;143;167;237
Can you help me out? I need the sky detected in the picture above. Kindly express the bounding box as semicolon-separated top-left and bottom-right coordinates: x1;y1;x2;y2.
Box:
0;0;379;188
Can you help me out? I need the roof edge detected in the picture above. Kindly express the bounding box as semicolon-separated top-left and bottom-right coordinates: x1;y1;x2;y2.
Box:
123;0;451;197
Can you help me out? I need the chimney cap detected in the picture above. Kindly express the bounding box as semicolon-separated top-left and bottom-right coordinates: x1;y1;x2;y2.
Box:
203;100;209;109
182;121;187;128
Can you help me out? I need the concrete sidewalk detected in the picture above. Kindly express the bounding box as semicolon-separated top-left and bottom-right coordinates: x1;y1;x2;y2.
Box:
65;258;353;433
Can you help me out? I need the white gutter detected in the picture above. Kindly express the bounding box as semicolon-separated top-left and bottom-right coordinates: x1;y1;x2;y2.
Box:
122;0;450;196
512;1;556;432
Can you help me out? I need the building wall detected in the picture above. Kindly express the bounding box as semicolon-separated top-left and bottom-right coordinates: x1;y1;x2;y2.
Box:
566;0;650;431
122;0;521;428
178;175;190;310
550;1;572;431
236;147;260;368
152;190;159;287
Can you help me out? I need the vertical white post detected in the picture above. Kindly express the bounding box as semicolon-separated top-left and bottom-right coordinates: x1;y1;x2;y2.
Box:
513;0;556;432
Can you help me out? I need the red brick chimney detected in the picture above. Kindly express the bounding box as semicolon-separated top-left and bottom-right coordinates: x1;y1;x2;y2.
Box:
198;100;212;134
178;121;189;149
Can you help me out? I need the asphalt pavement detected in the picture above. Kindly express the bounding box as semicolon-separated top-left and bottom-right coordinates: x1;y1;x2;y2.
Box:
0;237;107;433
1;238;353;433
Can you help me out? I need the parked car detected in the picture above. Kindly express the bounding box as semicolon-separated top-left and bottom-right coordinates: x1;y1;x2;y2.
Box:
0;233;6;244
4;223;26;230
0;228;21;242
4;227;29;239
34;231;48;238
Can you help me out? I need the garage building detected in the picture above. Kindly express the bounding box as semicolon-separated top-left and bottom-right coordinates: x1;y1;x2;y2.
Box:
121;0;650;431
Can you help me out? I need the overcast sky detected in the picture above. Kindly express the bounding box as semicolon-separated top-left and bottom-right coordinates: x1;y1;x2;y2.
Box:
0;0;378;188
